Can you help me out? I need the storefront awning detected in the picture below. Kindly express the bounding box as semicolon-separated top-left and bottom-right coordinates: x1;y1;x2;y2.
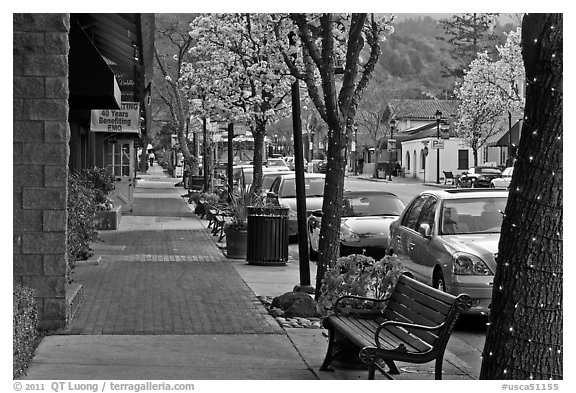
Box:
69;20;121;110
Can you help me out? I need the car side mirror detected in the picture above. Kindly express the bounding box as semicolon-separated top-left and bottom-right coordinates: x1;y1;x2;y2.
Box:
267;191;278;200
418;223;432;238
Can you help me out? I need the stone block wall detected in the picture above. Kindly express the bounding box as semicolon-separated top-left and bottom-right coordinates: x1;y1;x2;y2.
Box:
13;14;70;331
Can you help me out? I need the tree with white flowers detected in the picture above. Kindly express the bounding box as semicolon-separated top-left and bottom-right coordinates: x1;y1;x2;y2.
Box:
154;15;200;175
274;13;395;296
455;28;525;166
182;14;293;195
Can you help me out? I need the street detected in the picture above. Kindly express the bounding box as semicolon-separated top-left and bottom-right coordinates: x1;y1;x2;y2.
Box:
344;175;433;204
288;175;487;363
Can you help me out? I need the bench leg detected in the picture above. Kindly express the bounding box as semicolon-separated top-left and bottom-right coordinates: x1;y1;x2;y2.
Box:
435;356;444;380
320;327;336;372
368;364;376;380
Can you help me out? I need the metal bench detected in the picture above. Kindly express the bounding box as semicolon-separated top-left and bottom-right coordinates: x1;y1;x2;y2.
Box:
320;274;471;380
443;171;456;185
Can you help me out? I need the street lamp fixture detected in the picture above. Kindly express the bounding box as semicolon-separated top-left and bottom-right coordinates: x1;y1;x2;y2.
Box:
388;119;396;181
435;110;442;184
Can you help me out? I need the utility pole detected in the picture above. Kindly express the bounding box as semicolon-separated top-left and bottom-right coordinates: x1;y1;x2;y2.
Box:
227;123;234;197
353;125;358;175
435;110;442;184
388;119;395;181
289;32;313;294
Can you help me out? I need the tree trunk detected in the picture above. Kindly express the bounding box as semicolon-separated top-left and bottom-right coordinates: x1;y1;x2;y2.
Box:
314;120;347;299
372;149;380;178
480;13;562;380
249;118;266;196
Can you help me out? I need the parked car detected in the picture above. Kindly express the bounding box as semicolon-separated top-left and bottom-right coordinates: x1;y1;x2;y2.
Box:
309;159;327;173
265;157;290;171
490;166;514;189
266;173;326;237
284;156;308;171
233;166;289;191
308;190;405;260
388;188;509;315
457;166;502;188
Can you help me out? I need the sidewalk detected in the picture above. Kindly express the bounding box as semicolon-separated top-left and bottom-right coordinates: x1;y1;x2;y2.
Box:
23;165;478;381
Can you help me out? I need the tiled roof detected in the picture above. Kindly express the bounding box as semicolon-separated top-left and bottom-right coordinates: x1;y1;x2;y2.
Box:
387;99;460;120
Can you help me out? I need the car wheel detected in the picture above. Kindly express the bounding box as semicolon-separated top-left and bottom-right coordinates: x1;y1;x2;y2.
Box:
433;272;446;292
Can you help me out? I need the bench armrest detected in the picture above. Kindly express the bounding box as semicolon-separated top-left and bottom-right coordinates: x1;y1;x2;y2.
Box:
374;320;445;349
334;295;390;316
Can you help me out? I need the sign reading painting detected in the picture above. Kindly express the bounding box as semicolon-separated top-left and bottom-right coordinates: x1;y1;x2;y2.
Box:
91;102;140;133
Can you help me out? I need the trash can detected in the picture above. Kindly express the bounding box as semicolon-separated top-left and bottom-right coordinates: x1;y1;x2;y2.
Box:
247;206;289;265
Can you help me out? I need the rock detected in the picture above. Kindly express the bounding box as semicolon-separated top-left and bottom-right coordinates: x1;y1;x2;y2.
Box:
269;307;285;317
271;292;320;318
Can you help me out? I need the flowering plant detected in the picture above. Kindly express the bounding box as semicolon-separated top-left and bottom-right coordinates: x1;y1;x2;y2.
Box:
317;254;402;317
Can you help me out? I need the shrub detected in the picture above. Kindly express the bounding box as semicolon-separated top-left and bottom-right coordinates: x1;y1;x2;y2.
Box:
67;171;100;279
13;285;41;379
80;167;115;211
317;254;403;317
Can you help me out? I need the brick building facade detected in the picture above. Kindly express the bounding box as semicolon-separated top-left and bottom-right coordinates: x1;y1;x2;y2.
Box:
13;14;71;330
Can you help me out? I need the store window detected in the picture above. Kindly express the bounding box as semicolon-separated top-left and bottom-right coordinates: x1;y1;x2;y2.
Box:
108;142;131;176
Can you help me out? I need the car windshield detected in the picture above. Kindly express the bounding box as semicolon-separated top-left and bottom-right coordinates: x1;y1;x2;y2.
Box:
503;167;514;177
279;178;324;198
441;197;508;235
262;174;281;190
268;159;286;167
342;194;405;217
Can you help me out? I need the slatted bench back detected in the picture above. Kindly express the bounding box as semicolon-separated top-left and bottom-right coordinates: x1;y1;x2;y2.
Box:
379;275;460;350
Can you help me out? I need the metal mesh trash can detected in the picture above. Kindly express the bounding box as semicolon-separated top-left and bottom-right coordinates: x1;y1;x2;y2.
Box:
247;206;289;265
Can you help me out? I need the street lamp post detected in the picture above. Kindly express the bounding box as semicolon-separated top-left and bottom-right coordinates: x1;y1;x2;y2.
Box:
353;125;358;175
435;110;442;184
288;31;312;294
388;119;396;181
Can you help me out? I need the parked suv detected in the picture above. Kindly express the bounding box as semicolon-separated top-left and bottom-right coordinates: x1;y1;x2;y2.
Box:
388;189;508;315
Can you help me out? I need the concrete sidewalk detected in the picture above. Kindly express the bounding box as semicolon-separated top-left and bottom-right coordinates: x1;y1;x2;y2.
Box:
23;165;478;380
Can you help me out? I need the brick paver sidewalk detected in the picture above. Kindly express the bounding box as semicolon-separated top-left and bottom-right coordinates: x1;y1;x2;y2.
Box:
67;166;282;335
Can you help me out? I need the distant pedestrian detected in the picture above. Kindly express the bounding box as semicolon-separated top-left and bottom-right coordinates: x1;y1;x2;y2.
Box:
149;152;155;167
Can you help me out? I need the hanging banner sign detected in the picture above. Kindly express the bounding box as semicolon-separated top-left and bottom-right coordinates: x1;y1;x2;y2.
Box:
90;102;140;133
387;139;396;152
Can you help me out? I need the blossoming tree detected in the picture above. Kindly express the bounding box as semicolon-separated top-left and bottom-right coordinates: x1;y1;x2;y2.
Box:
455;28;525;166
182;13;294;195
275;14;395;295
154;17;200;175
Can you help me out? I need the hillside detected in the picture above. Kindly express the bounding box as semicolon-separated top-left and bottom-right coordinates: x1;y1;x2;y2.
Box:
372;14;518;100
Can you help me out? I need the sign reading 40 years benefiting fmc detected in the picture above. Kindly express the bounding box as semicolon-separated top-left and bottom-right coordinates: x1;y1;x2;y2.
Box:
90;102;140;133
